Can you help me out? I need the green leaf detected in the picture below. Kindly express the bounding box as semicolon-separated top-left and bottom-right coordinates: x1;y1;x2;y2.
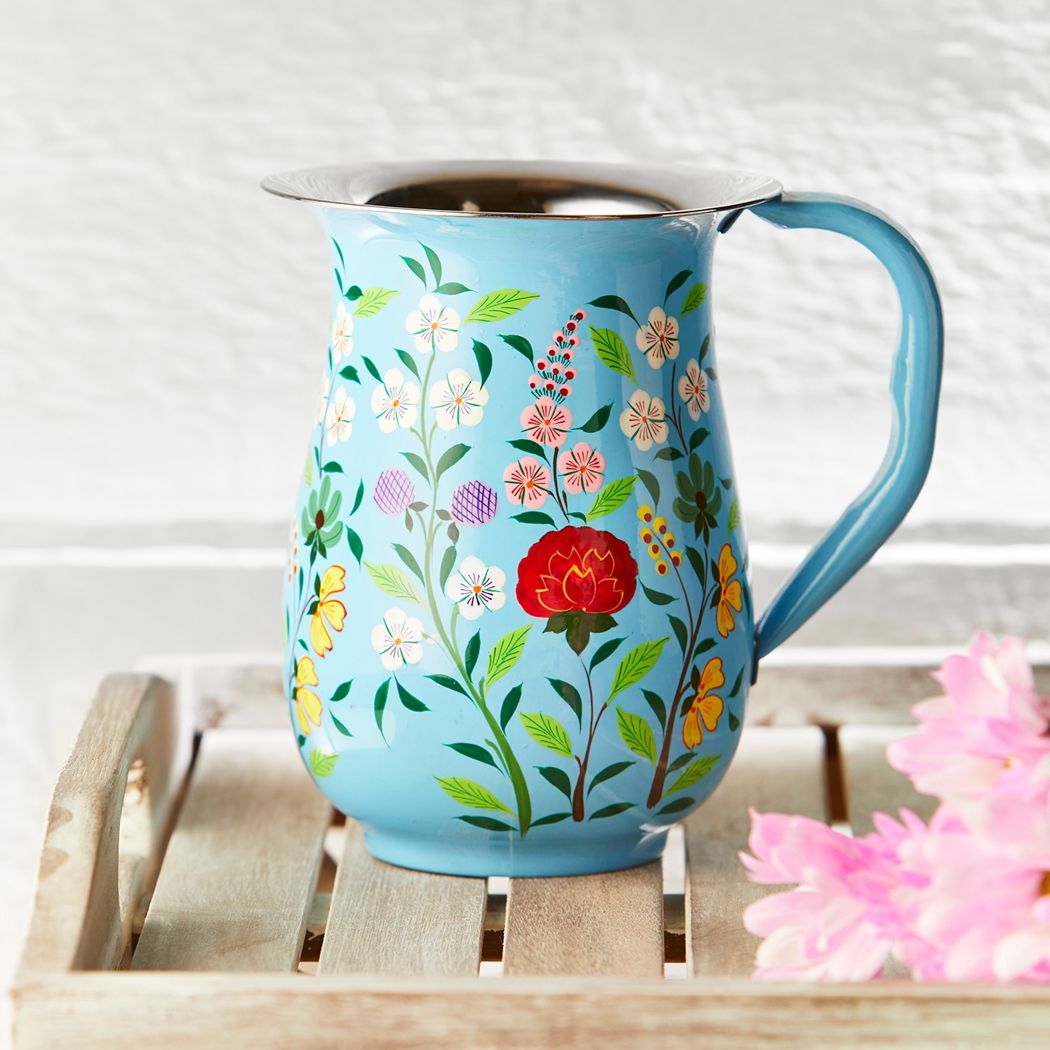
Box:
500;332;534;364
512;511;557;527
333;267;343;294
590;801;634;820
395;679;429;712
727;497;741;534
471;339;493;387
698;334;711;362
728;669;744;699
435;776;512;813
374;679;390;739
344;527;363;566
546;677;583;726
578;403;612;433
420;242;442;285
589;636;625;671
641;583;676;606
321;461;344;474
681;282;709;315
309;749;339;778
331;680;353;702
655;446;683;461
353;287;399;318
536;765;572;799
402;450;430;480
426;673;470;697
507;437;545;456
458;815;515;831
643;688;666;726
519;712;573;758
338;364;360;383
609;638;669;700
297;733;306;748
391;543;425;583
402;255;427;285
499;683;523;730
729;711;741;732
486;625;531;688
668;614;689;655
435;281;471;295
686;546;707;586
589;326;636;382
586;475;637;521
656;796;695;816
439;545;457;589
464;630;481;678
361;355;383;383
344;285;362;301
447;742;498;769
531;812;571;827
588;760;634;795
587;294;639;325
350;478;365;515
689;427;710;452
695;637;716;657
330;714;352;737
364;562;422;604
637;468;660;506
666;753;720;795
668;751;694;774
616;707;657;763
464;289;539;324
664;268;694;302
331;238;345;270
394;348;421;381
435;443;471;479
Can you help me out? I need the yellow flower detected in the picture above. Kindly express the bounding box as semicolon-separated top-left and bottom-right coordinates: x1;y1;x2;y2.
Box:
716;544;743;638
310;565;347;656
683;657;725;750
655;559;669;576
653;516;668;535
670;550;682;567
637;504;654;523
294;656;323;735
648;542;662;560
640;527;654;545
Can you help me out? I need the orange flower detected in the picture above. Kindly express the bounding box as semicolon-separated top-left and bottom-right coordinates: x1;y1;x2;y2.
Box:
682;657;725;750
310;565;347;656
716;544;743;638
294;656;323;735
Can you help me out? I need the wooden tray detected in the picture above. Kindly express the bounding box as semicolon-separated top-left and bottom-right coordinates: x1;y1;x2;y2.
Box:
11;668;1050;1049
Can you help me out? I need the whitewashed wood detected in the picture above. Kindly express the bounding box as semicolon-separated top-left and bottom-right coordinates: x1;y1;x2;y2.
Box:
503;861;664;977
132;729;330;971
684;727;827;977
13;973;1050;1050
838;725;937;833
318;822;486;976
18;674;185;973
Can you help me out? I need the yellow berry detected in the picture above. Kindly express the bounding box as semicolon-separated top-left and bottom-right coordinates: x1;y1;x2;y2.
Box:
640;529;654;544
670;551;683;566
656;560;669;575
637;504;654;522
648;543;661;559
653;516;668;534
665;535;676;549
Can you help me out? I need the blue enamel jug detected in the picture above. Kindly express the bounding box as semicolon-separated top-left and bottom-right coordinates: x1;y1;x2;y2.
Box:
262;162;942;876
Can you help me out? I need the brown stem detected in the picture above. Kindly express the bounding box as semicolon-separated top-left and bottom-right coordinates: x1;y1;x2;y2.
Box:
571;658;603;821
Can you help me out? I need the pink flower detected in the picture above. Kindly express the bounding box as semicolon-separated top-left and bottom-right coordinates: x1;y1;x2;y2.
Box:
559;442;605;494
503;457;550;508
521;396;572;447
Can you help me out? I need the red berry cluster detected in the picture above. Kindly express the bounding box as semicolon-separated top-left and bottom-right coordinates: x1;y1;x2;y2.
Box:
528;309;586;406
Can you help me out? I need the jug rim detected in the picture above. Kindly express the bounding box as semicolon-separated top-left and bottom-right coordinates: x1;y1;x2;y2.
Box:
260;160;782;220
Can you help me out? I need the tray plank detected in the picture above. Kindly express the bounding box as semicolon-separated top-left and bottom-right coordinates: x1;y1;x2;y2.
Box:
318;822;486;977
503;861;664;977
684;727;827;977
132;728;330;972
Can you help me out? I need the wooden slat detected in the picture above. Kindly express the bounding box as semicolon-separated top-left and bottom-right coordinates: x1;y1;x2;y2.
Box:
132;729;330;971
684;727;827;977
503;861;664;977
14;973;1050;1050
318;822;486;976
838;725;937;833
18;674;186;974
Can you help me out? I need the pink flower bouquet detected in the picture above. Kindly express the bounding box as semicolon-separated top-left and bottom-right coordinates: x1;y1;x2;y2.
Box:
741;633;1050;981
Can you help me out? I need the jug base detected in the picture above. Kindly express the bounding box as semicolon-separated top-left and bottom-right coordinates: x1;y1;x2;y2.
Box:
361;823;670;877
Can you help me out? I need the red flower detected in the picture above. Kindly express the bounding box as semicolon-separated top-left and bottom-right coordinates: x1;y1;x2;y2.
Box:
516;526;638;618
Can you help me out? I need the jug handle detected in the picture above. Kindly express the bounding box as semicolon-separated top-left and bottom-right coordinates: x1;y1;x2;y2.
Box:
744;192;944;671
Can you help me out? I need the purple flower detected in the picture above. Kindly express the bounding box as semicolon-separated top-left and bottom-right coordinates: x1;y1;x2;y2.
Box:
450;480;498;527
373;469;414;515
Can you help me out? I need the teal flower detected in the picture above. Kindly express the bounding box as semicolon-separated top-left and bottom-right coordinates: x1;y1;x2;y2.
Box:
301;475;343;557
673;453;721;542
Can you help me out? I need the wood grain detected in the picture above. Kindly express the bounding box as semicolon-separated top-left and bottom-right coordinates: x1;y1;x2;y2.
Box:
503;861;664;977
132;728;330;971
318;822;486;977
684;727;827;977
838;725;936;834
18;674;185;973
13;973;1050;1050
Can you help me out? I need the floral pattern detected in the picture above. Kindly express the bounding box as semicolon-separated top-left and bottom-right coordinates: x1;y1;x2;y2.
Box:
284;242;746;840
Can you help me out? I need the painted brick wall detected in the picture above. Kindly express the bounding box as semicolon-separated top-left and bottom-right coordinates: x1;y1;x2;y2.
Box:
2;0;1048;531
